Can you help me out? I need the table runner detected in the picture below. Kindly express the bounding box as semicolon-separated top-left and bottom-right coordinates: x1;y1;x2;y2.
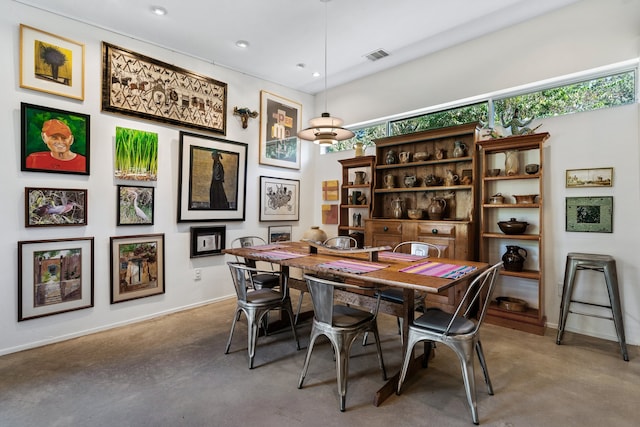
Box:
244;244;288;251
378;251;428;262
399;261;477;279
317;259;389;274
249;249;308;260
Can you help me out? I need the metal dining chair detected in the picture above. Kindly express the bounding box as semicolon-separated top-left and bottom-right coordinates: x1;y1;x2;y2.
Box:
230;236;280;290
298;274;387;412
396;262;502;425
225;262;300;369
294;235;358;324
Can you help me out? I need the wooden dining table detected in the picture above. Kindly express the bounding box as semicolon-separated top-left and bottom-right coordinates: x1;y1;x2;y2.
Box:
223;240;488;406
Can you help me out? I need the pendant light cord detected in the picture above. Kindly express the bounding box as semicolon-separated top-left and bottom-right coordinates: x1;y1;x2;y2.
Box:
323;0;328;113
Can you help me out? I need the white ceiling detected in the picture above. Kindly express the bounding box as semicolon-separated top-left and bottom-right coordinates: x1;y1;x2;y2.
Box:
17;0;579;94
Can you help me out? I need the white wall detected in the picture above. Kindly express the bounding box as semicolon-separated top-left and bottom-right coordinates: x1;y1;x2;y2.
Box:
317;0;640;345
0;0;318;355
2;0;639;355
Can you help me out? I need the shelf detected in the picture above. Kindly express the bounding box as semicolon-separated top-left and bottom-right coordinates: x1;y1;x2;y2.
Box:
375;184;472;194
376;156;472;170
499;268;540;280
338;225;365;232
483;173;539;181
482;203;540;208
482;232;540;241
476;133;550;152
343;183;371;189
341;204;370;209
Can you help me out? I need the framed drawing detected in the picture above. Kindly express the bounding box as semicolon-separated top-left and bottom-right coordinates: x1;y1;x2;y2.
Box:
178;132;247;222
18;237;94;321
190;226;226;258
25;187;87;227
19;24;85;100
268;225;292;243
566;196;613;233
110;233;165;304
259;90;302;169
259;176;300;221
566;167;613;188
115;127;158;181
102;42;227;135
21;103;90;175
117;185;154;226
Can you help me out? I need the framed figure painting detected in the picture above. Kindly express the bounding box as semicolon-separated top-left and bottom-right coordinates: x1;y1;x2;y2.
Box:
259;90;302;169
21;102;90;175
178;132;247;222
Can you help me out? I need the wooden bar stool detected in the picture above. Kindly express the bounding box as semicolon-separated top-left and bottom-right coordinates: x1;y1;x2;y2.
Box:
556;252;629;361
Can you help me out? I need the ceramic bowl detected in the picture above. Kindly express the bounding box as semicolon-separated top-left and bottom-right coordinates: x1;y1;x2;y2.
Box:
487;168;501;177
407;209;423;220
513;194;538;204
413;152;430;161
525;163;540;174
496;296;528;312
497;218;529;234
488;193;505;204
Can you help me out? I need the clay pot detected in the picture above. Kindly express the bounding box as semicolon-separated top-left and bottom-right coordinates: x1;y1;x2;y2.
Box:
302;226;327;243
497;218;529;234
427;198;446;220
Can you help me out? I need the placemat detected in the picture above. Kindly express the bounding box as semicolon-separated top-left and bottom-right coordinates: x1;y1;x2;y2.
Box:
249;250;307;260
317;259;389;274
378;251;429;262
399;261;477;279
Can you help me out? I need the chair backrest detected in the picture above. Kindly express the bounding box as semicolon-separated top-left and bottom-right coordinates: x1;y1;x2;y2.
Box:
393;241;442;258
230;236;276;270
323;236;357;249
304;274;381;326
444;261;503;336
227;262;284;302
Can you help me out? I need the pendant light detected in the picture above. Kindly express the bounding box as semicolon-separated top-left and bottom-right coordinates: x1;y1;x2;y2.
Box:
297;0;354;146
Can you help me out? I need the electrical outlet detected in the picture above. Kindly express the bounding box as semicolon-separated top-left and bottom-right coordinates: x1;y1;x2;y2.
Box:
194;269;202;281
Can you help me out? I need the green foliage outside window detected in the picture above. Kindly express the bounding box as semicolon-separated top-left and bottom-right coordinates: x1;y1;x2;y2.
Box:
324;123;387;153
390;103;489;136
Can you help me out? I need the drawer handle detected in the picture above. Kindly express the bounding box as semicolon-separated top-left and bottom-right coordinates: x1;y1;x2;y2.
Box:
432;228;438;234
383;226;388;232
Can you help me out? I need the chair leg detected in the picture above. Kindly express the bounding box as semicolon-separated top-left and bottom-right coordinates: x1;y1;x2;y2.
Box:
362;331;369;346
295;291;305;325
298;328;320;389
456;347;480;425
225;307;241;354
247;309;262;369
475;340;494;395
283;302;301;350
396;331;421;395
333;336;350;412
370;324;387;380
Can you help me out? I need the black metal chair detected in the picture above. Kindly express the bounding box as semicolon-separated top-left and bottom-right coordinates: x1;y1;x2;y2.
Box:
298;274;387;412
225;262;300;369
396;262;502;425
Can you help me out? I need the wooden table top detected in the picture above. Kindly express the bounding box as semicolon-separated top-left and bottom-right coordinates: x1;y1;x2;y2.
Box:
224;241;488;294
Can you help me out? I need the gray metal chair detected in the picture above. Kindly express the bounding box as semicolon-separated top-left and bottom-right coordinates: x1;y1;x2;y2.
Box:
294;235;358;324
225;262;300;369
298;274;387;412
230;236;280;289
396;262;502;425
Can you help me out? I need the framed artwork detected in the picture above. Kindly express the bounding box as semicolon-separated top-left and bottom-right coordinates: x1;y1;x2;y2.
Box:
25;187;87;227
18;237;94;321
259;176;300;221
102;42;227;135
322;180;339;201
322;204;339;224
268;225;292;243
19;24;85;100
259;90;302;169
566;196;613;233
566;167;613;188
117;185;154;226
21;102;90;175
115;127;158;181
110;233;165;304
190;226;226;258
178;131;247;222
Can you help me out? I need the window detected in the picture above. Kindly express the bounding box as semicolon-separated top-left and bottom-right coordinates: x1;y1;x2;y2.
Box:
389;103;488;136
324;122;387;153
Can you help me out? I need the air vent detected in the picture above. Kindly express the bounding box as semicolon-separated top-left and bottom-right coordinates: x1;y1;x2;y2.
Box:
365;49;390;62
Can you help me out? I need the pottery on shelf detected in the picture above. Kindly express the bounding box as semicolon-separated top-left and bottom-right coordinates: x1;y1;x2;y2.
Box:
497;218;529;234
302;226;327;243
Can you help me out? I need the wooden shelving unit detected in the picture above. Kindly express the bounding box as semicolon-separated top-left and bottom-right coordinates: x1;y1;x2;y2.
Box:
338;155;376;245
476;132;550;335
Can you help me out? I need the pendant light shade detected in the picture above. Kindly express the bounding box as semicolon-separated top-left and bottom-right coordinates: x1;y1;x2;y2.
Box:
297;0;354;146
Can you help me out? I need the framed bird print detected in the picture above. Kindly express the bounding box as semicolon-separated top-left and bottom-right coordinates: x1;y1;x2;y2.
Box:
25;187;87;227
117;185;154;225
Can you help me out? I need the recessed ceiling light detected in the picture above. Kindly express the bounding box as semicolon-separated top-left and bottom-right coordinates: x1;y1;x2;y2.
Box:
151;6;167;16
312;71;321;78
296;63;306;69
235;40;250;48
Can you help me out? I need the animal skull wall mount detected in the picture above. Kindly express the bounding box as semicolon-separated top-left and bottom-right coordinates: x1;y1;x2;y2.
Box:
233;107;258;129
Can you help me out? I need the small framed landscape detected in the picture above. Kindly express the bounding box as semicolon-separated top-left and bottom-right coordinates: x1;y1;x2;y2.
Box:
117;185;154;225
110;234;165;304
259;90;302;170
566;196;613;233
268;225;292;244
19;24;85;100
18;237;94;321
259;176;300;222
26;187;87;227
190;226;226;258
566;167;613;188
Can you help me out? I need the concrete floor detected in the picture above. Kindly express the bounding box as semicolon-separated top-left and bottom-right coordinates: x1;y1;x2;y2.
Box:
1;293;638;427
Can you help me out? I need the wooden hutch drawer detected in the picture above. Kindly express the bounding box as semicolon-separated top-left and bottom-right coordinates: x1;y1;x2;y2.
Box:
416;222;456;238
369;221;403;235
